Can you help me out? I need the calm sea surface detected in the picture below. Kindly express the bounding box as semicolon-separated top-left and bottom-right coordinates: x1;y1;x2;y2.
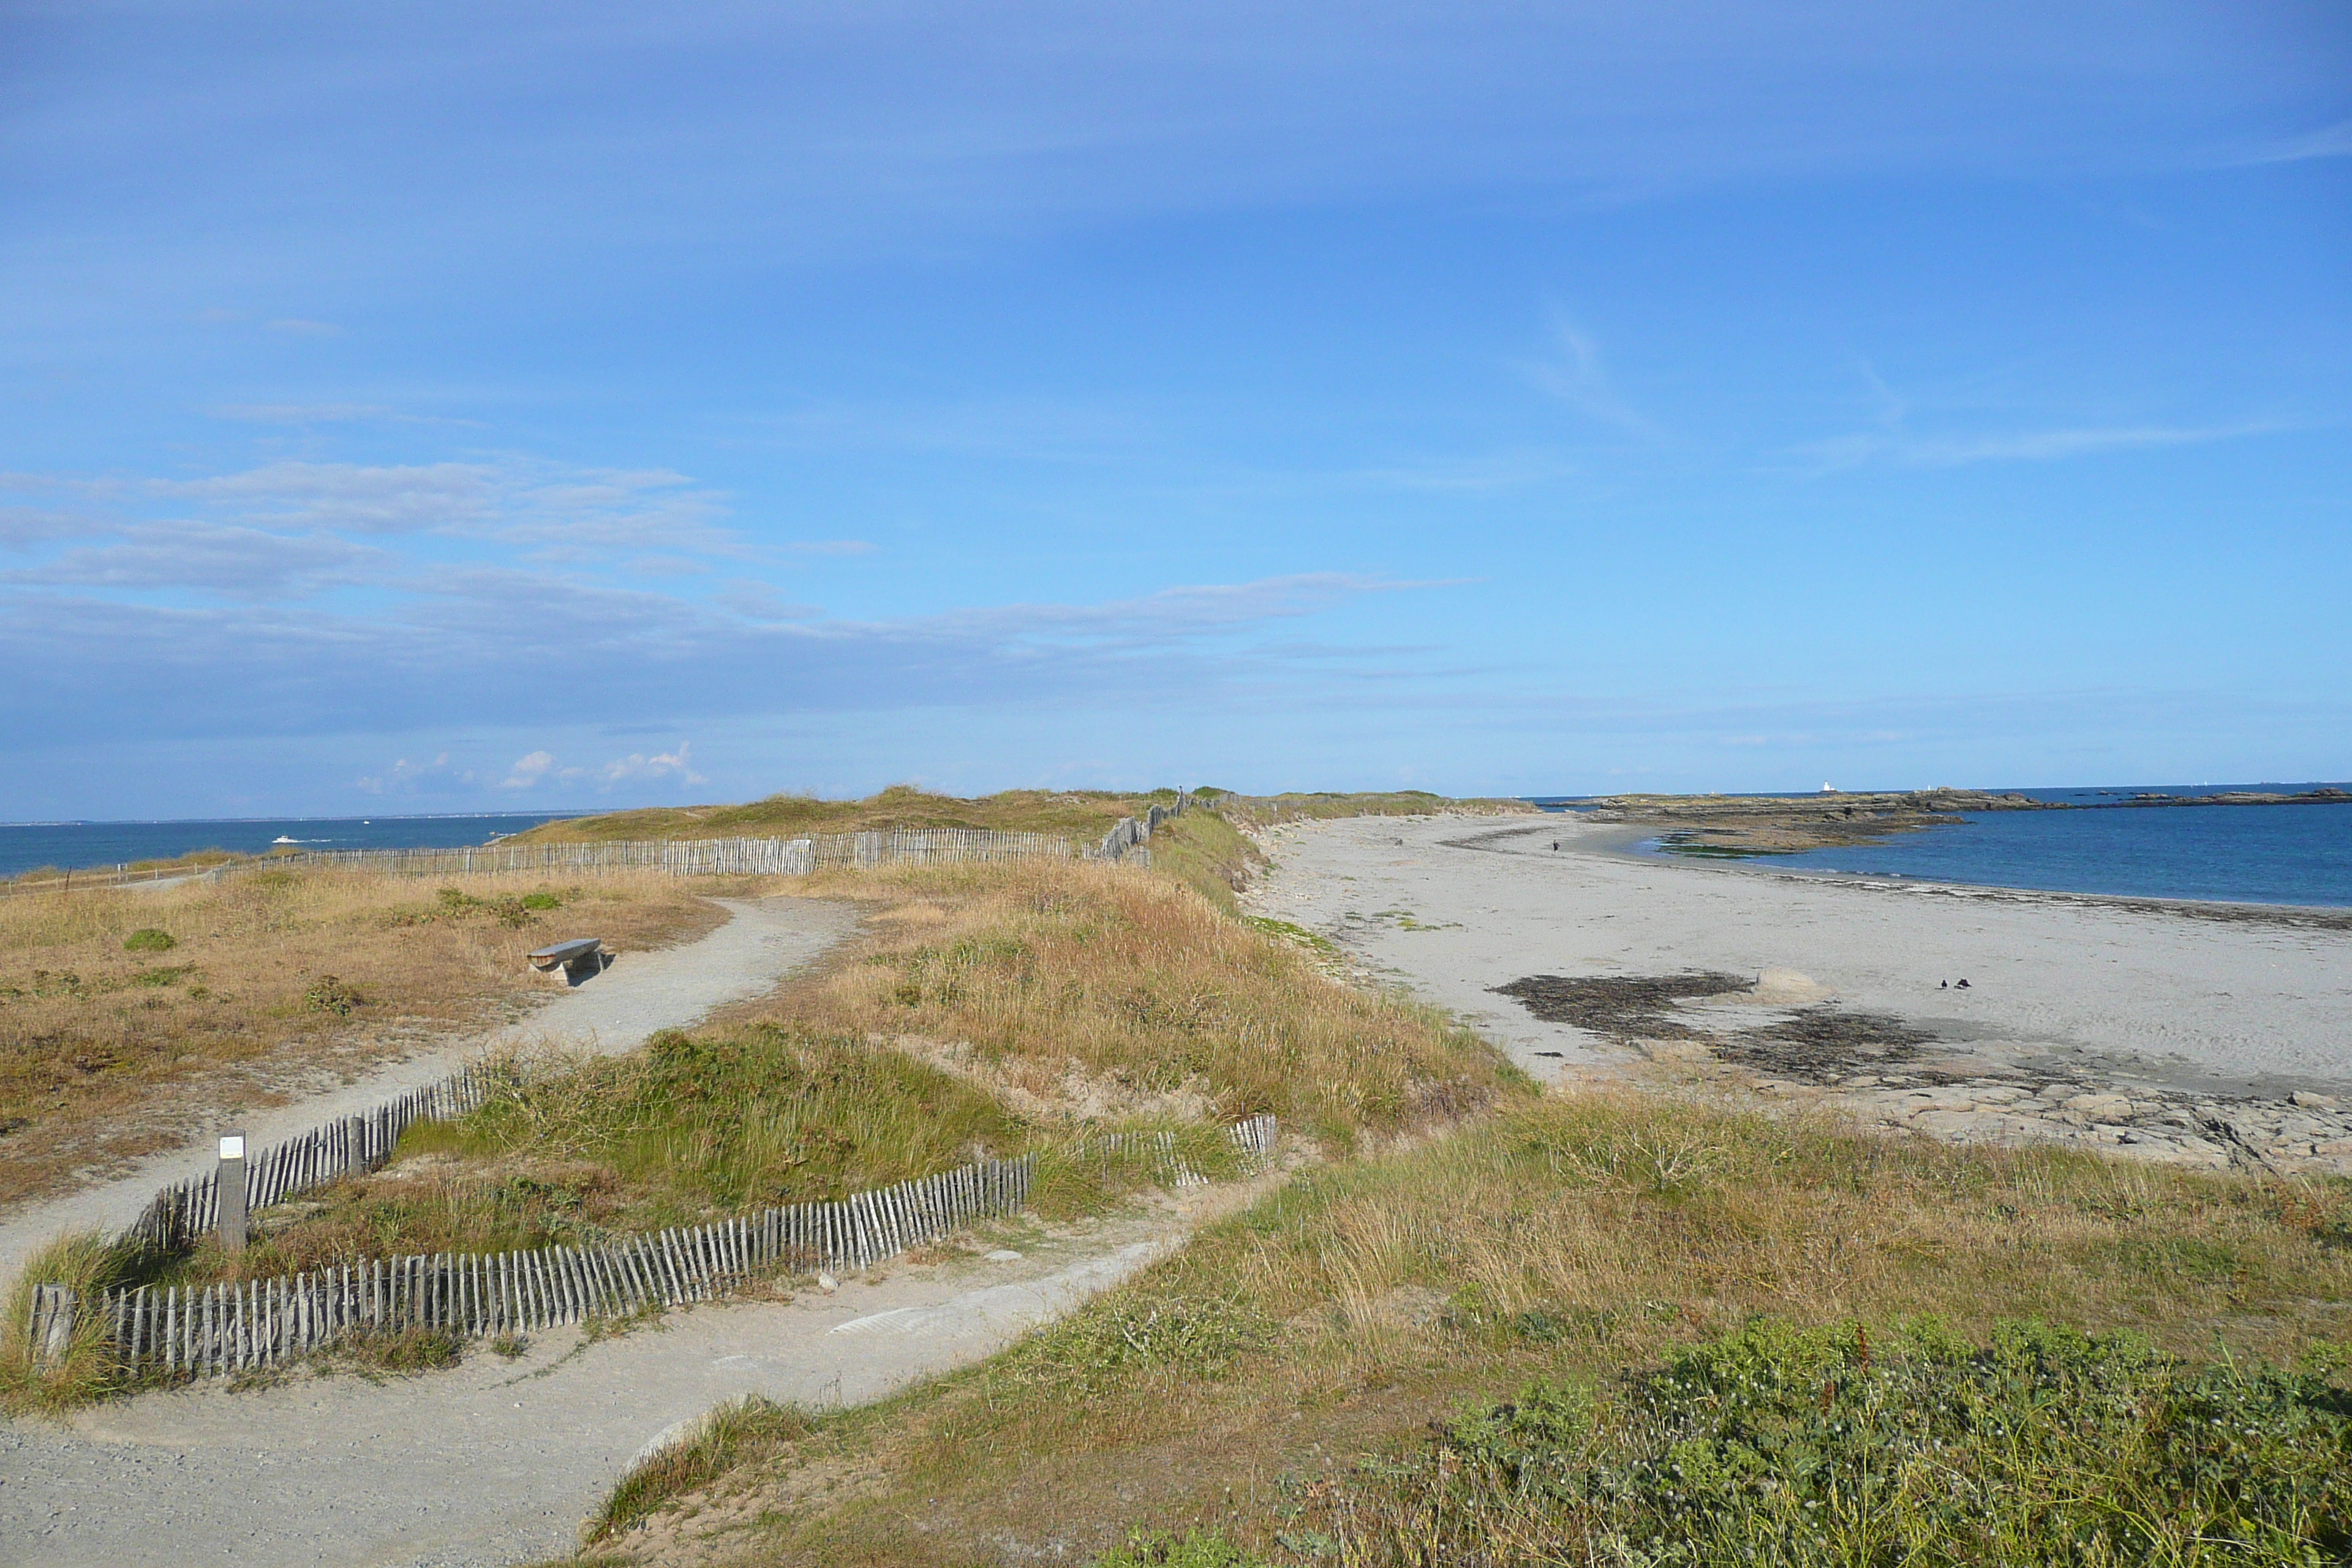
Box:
0;813;587;879
1617;784;2352;909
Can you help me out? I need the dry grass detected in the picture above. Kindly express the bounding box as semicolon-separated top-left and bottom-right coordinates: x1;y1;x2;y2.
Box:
0;864;734;1206
164;854;1505;1285
1203;791;1538;831
510;785;1179;846
574;1092;2352;1567
771;857;1522;1152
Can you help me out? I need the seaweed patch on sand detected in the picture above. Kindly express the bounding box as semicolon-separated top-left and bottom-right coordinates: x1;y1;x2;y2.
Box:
1490;972;1751;1040
1714;1006;1938;1082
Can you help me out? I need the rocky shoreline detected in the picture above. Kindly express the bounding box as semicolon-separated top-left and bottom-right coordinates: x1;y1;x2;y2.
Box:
1508;970;2352;1177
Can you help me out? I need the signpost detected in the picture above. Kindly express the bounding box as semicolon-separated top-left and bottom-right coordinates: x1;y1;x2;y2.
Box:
218;1130;248;1252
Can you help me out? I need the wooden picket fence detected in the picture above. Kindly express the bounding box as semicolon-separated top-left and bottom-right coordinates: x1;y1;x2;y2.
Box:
124;1063;501;1253
98;1153;1038;1379
278;827;1075;880
1092;790;1193;864
94;1115;1278;1379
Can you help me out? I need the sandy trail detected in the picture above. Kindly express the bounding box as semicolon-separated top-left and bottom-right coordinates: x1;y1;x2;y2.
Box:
1247;813;2352;1100
0;1203;1194;1567
0;896;858;1286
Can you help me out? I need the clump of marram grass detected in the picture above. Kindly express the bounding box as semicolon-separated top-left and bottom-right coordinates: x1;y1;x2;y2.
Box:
0;1229;143;1414
787;859;1524;1150
590;1395;821;1542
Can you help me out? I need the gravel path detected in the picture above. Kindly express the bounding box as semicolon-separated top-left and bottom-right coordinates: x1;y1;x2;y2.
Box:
0;896;858;1285
0;1206;1191;1567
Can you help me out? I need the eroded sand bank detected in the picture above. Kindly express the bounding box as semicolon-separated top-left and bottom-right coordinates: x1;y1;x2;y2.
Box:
1245;813;2352;1172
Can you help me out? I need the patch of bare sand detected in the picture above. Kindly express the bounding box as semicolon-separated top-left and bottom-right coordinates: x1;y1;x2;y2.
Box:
1245;813;2352;1175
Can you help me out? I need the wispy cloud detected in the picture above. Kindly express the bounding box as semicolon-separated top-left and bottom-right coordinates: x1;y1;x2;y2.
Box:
1794;418;2278;474
1526;314;1663;442
147;459;744;554
208;402;485;429
2217;118;2352;167
1;521;389;599
266;318;343;337
1790;363;2284;474
0;569;1435;745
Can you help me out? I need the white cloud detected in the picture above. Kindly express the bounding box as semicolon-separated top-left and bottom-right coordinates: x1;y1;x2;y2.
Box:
600;742;705;788
357;752;475;795
266;318;343;336
500;750;557;789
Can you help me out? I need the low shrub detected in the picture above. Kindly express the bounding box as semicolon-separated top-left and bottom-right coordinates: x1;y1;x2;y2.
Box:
1309;1316;2352;1566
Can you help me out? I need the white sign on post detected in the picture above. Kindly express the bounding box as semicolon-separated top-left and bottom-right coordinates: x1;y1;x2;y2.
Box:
217;1128;249;1253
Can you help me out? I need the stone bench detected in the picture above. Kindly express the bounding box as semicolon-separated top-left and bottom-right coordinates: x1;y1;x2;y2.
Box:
527;937;607;986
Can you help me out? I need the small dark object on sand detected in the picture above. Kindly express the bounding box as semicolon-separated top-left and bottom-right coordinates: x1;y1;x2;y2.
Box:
1534;1049;1564;1058
1957;979;1971;989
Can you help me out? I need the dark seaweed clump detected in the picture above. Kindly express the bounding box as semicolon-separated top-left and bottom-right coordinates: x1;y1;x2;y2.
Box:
1715;1007;1937;1082
1490;973;1752;1041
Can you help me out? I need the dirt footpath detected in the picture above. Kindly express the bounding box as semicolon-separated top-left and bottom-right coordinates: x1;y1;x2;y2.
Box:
0;896;858;1287
0;1205;1191;1567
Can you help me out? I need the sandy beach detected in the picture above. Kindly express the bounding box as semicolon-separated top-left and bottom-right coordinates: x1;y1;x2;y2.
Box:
1246;813;2352;1172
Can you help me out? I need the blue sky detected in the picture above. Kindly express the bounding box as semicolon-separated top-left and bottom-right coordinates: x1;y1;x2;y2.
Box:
3;1;2347;818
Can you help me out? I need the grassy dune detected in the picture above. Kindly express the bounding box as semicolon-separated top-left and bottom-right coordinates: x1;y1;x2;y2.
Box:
778;856;1520;1150
0;864;725;1207
117;852;1510;1298
577;1093;2352;1567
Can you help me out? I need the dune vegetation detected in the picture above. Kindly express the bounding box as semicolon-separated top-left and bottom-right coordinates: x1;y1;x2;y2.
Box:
0;864;728;1207
570;1091;2352;1567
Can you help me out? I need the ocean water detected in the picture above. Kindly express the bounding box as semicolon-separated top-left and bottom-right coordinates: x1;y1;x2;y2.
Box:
0;813;587;880
1665;789;2352;909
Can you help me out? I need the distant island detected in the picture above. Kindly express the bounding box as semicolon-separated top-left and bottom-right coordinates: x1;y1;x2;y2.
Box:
1556;785;2351;856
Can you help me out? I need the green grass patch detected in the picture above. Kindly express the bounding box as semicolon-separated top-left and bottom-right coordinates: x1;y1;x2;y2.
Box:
1336;1316;2352;1565
121;928;176;952
159;1025;1032;1278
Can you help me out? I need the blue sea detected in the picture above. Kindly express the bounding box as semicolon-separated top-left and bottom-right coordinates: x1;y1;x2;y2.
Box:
1603;784;2352;909
0;813;588;880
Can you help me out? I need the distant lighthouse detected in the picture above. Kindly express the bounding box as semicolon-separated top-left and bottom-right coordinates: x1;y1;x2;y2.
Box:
1820;782;1836;794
